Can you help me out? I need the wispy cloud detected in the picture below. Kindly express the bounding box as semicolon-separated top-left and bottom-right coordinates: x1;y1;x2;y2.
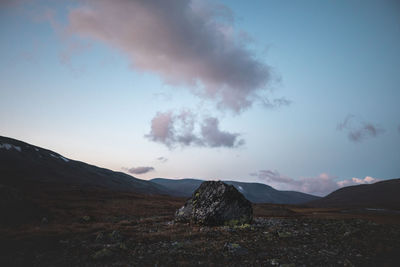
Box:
337;114;355;131
253;169;380;196
337;114;385;142
33;6;91;76
262;97;291;109
124;166;155;175
146;110;244;149
156;157;168;163
67;0;275;113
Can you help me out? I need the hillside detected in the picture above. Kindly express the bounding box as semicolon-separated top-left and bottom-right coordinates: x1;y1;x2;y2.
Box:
0;136;168;195
151;178;320;204
308;178;400;210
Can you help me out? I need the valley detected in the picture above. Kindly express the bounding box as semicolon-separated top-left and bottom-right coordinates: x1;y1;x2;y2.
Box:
1;183;399;266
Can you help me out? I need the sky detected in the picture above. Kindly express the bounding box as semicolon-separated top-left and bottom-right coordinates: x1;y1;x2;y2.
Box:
1;0;399;196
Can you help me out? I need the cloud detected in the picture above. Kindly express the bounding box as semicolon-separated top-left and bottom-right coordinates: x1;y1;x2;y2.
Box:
201;117;244;147
67;0;274;113
256;170;338;196
146;111;176;148
124;166;155;175
337;176;380;187
254;169;380;196
336;114;355;131
348;124;384;142
146;110;244;149
337;114;385;142
257;170;300;185
262;97;292;109
30;5;92;76
156;156;168;163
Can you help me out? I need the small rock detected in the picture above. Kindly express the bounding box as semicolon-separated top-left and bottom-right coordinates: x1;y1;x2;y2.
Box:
92;248;113;260
225;242;241;250
119;242;128;250
235;247;249;256
171;241;186;249
257;252;269;258
225;243;248;255
344;258;354;267
81;216;91;223
278;231;292;238
270;259;279;266
319;249;337;257
41;217;48;224
95;232;104;242
109;230;122;242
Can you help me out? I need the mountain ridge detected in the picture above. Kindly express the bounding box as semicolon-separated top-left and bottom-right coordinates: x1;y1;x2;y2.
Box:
0;135;320;204
0;135;169;195
151;177;320;204
4;135;398;208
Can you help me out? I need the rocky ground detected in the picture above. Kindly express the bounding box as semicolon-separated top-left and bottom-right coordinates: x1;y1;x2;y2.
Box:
1;186;399;266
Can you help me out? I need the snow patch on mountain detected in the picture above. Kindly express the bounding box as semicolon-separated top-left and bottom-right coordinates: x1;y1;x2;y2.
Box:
60;156;69;162
0;143;21;152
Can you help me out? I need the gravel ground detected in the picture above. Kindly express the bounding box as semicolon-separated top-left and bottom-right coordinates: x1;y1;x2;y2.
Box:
1;188;399;266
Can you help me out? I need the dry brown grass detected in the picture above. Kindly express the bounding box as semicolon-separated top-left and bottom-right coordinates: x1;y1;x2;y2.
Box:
1;185;400;266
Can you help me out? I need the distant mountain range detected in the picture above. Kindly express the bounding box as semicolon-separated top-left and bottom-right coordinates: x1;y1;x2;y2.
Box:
0;136;320;204
151;178;320;204
308;178;400;210
1;135;399;209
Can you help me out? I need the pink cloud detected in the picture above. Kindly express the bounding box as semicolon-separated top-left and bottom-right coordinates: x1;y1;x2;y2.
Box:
256;170;338;196
66;0;274;113
337;176;380;187
146;111;176;148
146;110;244;149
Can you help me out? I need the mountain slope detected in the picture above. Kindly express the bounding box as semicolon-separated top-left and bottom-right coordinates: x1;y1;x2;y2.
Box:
308;179;400;210
150;178;203;197
0;136;169;195
151;178;320;204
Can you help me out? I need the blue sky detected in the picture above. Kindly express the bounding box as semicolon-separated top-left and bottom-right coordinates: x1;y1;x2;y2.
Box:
0;0;399;196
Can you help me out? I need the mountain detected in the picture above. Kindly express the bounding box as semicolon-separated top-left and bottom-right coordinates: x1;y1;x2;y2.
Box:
0;135;318;204
0;136;169;195
151;178;203;197
151;178;320;204
308;179;400;210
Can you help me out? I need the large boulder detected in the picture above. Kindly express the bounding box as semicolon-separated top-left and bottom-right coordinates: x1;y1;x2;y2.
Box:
175;181;253;226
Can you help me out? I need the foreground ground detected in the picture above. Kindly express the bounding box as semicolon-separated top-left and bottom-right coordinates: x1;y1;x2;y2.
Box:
1;184;400;266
